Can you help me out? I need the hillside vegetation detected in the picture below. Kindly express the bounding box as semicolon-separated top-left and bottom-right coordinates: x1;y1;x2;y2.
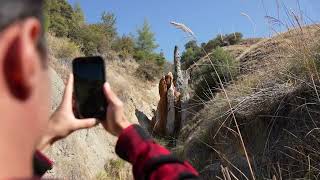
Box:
44;0;320;179
176;25;320;179
47;35;159;179
44;0;164;179
44;0;168;82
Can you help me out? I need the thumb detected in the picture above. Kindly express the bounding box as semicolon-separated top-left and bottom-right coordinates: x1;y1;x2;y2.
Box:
103;83;122;106
73;118;98;130
61;74;74;109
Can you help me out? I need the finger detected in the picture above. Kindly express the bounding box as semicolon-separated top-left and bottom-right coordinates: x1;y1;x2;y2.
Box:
103;83;122;106
61;74;74;108
73;118;98;130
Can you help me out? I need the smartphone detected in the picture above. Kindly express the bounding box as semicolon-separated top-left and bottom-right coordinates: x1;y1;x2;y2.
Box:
72;56;107;120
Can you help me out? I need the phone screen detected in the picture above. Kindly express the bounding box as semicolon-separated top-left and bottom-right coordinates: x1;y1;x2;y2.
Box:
72;56;106;120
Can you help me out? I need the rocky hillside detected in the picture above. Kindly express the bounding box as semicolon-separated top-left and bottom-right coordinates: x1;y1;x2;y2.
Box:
44;24;320;179
178;25;320;179
45;55;159;179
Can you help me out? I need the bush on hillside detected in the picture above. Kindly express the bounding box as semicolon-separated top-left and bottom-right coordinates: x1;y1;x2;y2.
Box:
225;32;243;45
72;24;108;55
45;0;166;72
154;53;166;67
203;32;243;53
133;50;150;63
181;33;243;70
181;40;203;70
112;35;135;59
47;34;82;59
44;0;75;37
135;61;163;81
181;47;203;70
45;1;117;56
70;12;117;56
134;49;165;81
203;37;222;53
193;47;239;100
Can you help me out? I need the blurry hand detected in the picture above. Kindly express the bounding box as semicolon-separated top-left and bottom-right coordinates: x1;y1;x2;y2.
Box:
37;74;97;151
101;83;132;137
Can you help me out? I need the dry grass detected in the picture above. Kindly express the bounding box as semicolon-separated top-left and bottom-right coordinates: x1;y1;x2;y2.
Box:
172;21;256;180
47;33;83;82
47;33;160;179
96;159;132;180
47;33;83;59
172;3;320;180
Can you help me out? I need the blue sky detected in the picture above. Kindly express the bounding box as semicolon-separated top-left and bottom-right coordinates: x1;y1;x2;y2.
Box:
68;0;320;61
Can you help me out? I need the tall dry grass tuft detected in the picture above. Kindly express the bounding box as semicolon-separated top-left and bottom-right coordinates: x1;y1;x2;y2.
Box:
240;12;256;37
171;21;256;180
170;21;195;39
171;1;320;179
261;2;320;179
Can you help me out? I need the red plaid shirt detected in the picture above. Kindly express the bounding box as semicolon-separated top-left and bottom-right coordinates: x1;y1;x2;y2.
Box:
34;125;199;180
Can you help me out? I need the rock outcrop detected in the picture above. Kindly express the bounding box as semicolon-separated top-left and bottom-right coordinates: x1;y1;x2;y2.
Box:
151;77;168;136
149;46;191;137
166;73;176;136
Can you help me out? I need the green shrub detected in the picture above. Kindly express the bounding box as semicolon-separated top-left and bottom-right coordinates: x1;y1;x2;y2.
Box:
203;32;243;53
135;61;163;81
133;50;165;66
44;0;74;37
134;52;166;81
154;53;166;66
181;40;203;70
70;21;115;56
112;35;135;58
225;32;243;45
133;50;149;62
193;47;239;100
181;33;243;70
203;37;222;53
181;48;202;69
45;1;117;56
47;33;82;59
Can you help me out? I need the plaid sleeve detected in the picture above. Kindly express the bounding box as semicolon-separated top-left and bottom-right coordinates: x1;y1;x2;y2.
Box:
33;150;53;177
115;124;199;180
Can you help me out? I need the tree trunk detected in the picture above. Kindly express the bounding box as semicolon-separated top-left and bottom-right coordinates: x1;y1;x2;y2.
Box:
173;46;190;133
166;83;175;136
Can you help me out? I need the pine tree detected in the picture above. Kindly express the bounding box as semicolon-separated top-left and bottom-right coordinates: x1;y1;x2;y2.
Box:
101;11;117;40
44;0;74;37
136;20;158;53
72;3;85;27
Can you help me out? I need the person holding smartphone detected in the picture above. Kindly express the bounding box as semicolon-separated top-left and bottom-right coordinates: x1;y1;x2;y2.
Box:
0;0;199;179
37;75;199;179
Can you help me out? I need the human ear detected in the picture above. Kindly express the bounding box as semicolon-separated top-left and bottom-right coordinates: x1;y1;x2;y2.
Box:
3;18;42;101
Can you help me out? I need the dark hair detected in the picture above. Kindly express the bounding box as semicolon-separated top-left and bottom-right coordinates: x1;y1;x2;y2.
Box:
0;0;47;64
